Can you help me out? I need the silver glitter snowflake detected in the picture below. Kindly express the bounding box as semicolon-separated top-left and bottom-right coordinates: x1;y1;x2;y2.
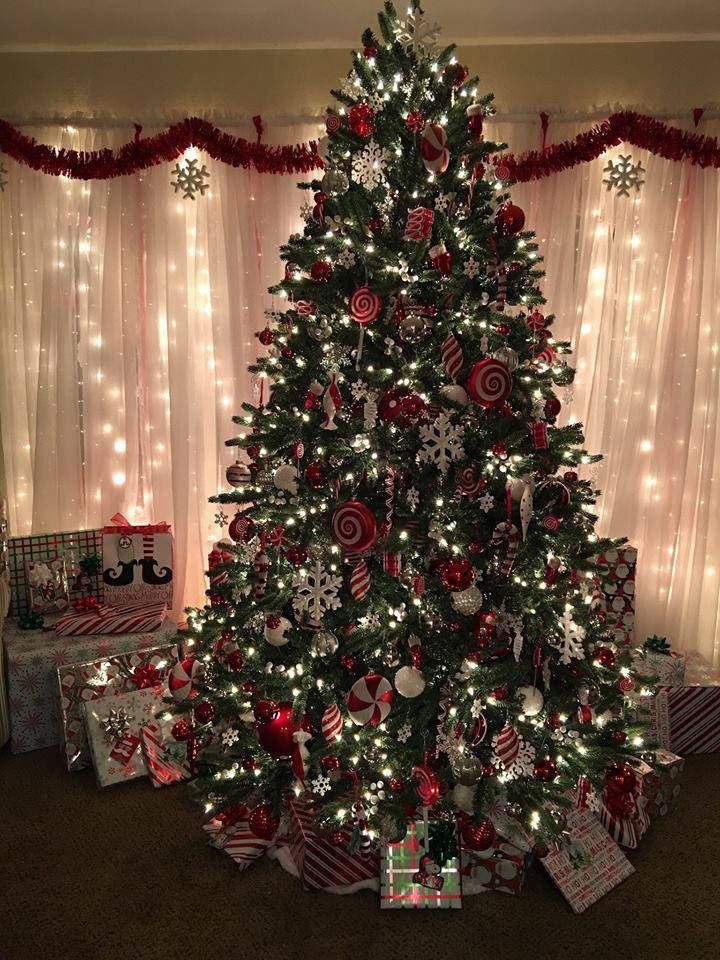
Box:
359;611;381;630
463;257;481;278
470;699;485;719
434;191;456;214
214;510;229;527
551;608;587;664
339;70;361;100
336;247;356;268
170;157;210;200
292;560;342;624
310;772;332;796
300;199;314;221
221;729;239;749
406;486;420;510
396;723;412;743
351;139;390;190
478;491;495;513
602;155;645;197
350;379;369;400
367;91;386;112
393;8;441;56
418;413;465;475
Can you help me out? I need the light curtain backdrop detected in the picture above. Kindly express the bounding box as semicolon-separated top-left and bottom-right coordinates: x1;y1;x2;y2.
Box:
0;117;718;665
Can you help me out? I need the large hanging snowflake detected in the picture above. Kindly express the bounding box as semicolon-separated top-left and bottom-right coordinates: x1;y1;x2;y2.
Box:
170;158;210;200
292;560;342;624
551;608;587;664
418;413;465;475
393;8;441;56
602;155;645;197
351;139;390;190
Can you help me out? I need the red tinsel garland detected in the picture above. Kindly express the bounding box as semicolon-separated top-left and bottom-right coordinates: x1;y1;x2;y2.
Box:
0;116;323;179
498;111;720;182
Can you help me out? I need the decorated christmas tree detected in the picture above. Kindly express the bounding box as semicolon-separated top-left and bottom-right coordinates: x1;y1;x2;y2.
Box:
171;1;646;873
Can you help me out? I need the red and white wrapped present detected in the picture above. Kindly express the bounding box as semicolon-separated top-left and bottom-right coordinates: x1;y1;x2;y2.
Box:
285;800;378;891
53;600;168;636
541;809;635;913
595;546;637;645
102;513;173;608
650;652;720;753
599;762;652;849
203;809;276;871
140;717;193;788
460;837;531;895
650;749;684;816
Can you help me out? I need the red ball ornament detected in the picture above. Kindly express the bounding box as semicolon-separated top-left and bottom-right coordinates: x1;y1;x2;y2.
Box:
310;260;333;283
368;216;384;234
482;763;495;778
438;557;474;592
495;203;526;236
194;700;215;725
253;699;279;724
405;109;425;132
241;680;257;694
340;654;357;671
605;763;637;794
534;758;559;782
378;386;410;422
257;327;275;346
363;45;378;59
611;729;627;744
257;702;296;758
247;804;279;840
281;346;295;359
389;777;406;793
398;393;426;421
328;829;348;848
171;718;192;742
284;545;308;566
444;62;468;87
448;621;461;633
321;754;341;771
246;445;260;459
226;649;244;672
594;646;616;669
564;470;579;483
348;103;375;138
492;685;510;701
304;460;328;489
467;541;484;555
544;397;562;418
241;755;257;771
461;817;496;852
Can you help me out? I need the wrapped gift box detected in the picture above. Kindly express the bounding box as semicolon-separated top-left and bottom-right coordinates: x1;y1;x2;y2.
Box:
7;529;102;617
84;684;165;788
599;758;653;849
381;819;461;909
140;716;193;788
203;812;277;870
633;648;687;686
650;651;720;753
56;626;179;770
102;514;173;608
53;600;168;637
650;749;684;816
460;837;531;895
26;557;70;614
3;616;176;754
286;800;379;892
541;810;635;913
595;546;637;645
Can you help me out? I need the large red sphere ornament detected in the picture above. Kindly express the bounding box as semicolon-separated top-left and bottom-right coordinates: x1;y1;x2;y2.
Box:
495;203;526;236
331;501;377;553
346;673;394;726
247;804;280;840
257;327;275;346
253;698;279;724
594;646;616;669
533;758;559;782
438;557;474;592
171;717;192;742
226;649;245;672
444;62;468;88
465;358;512;408
304;460;328;489
348;103;375;138
168;657;203;702
257;701;296;757
310;260;333;283
420;122;450;174
349;286;382;327
228;511;255;544
461;817;496;851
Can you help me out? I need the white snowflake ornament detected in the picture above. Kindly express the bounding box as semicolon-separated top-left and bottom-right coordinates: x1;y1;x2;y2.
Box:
170;157;210;200
603;155;645;197
406;486;420;511
551;608;587;664
396;723;412;743
221;729;239;749
478;491;494;513
418;413;465;475
292;560;342;625
434;192;456;214
463;257;481;278
393;8;441;56
310;773;332;796
336;247;356;269
351;139;390;190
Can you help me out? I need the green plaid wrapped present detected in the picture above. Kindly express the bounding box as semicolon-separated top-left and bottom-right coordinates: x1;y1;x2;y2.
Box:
380;819;462;909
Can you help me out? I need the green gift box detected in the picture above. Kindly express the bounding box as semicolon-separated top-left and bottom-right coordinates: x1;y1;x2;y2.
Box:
380;819;462;909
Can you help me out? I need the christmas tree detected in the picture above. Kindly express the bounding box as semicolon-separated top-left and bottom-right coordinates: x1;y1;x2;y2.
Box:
171;1;646;865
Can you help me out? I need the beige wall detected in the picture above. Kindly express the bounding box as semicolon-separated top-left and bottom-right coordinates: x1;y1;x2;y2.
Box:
0;41;718;123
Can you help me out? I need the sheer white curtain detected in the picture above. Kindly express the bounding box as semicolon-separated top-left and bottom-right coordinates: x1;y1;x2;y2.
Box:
0;122;321;617
487;117;720;665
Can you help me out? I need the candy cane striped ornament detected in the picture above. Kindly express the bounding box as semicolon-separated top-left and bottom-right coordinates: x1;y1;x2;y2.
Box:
494;723;520;766
456;464;486;500
349;559;371;600
441;331;463;382
353;801;373;858
491;520;520;575
321;370;342;431
252;549;270;598
321;704;343;742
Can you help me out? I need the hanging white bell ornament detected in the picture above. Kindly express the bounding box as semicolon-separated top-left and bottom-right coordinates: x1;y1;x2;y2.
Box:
517;685;544;716
264;615;292;647
273;463;299;495
451;585;483;615
394;665;426;698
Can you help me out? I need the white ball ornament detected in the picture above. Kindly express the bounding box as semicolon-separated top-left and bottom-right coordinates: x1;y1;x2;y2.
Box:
440;384;470;406
517;685;544;717
394;665;426;699
264;615;292;647
273;463;299;495
451;585;484;615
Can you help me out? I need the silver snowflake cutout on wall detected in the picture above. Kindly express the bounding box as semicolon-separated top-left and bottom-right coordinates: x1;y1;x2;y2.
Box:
171;157;210;200
603;155;645;197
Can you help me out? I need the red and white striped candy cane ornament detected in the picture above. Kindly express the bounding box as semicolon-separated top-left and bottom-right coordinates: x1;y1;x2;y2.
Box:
494;723;520;766
352;801;373;858
495;264;507;311
349;558;371;601
321;704;343;742
491;520;519;575
441;331;463;382
321;370;342;431
252;532;270;598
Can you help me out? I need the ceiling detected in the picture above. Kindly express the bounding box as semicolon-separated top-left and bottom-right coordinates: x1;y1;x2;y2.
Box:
2;0;719;50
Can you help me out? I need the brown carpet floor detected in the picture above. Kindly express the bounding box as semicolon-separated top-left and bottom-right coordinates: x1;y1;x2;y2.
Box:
1;747;718;960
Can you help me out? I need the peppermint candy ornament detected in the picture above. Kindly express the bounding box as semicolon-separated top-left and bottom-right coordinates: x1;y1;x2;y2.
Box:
350;285;382;327
456;464;486;500
168;657;203;702
346;673;394;726
420;122;450;173
465;357;512;408
321;704;343;742
332;501;377;553
325;114;342;135
349;558;371;600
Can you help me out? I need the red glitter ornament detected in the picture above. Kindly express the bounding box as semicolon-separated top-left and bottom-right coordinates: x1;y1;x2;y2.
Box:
594;646;616;668
340;654;357;671
605;763;637;794
544;396;562;418
257;328;275;346
405;109;425;132
246;445;260;459
495;203;526;236
492;685;510;701
321;754;341;771
310;260;333;283
284;545;308;566
534;758;559;782
171;718;192;742
444;62;468;87
363;45;378;59
491;441;508;459
241;680;257;694
612;729;627;744
304;460;328;488
328;829;348;848
564;470;579;483
389;777;406;793
438;557;474;592
247;804;279;840
368;216;384;234
241;755;257;770
194;700;215;725
226;649;245;672
253;699;279;724
467;541;484;555
348;103;375;138
461;817;496;851
281;346;295;359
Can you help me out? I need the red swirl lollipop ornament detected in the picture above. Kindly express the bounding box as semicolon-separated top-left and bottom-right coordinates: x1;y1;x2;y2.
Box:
331;501;377;554
349;285;382;368
465;357;512;408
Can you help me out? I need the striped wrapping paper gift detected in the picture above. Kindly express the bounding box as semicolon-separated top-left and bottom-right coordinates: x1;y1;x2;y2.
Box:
53;601;167;636
203;817;275;871
652;685;720;753
287;800;378;890
140;719;192;788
